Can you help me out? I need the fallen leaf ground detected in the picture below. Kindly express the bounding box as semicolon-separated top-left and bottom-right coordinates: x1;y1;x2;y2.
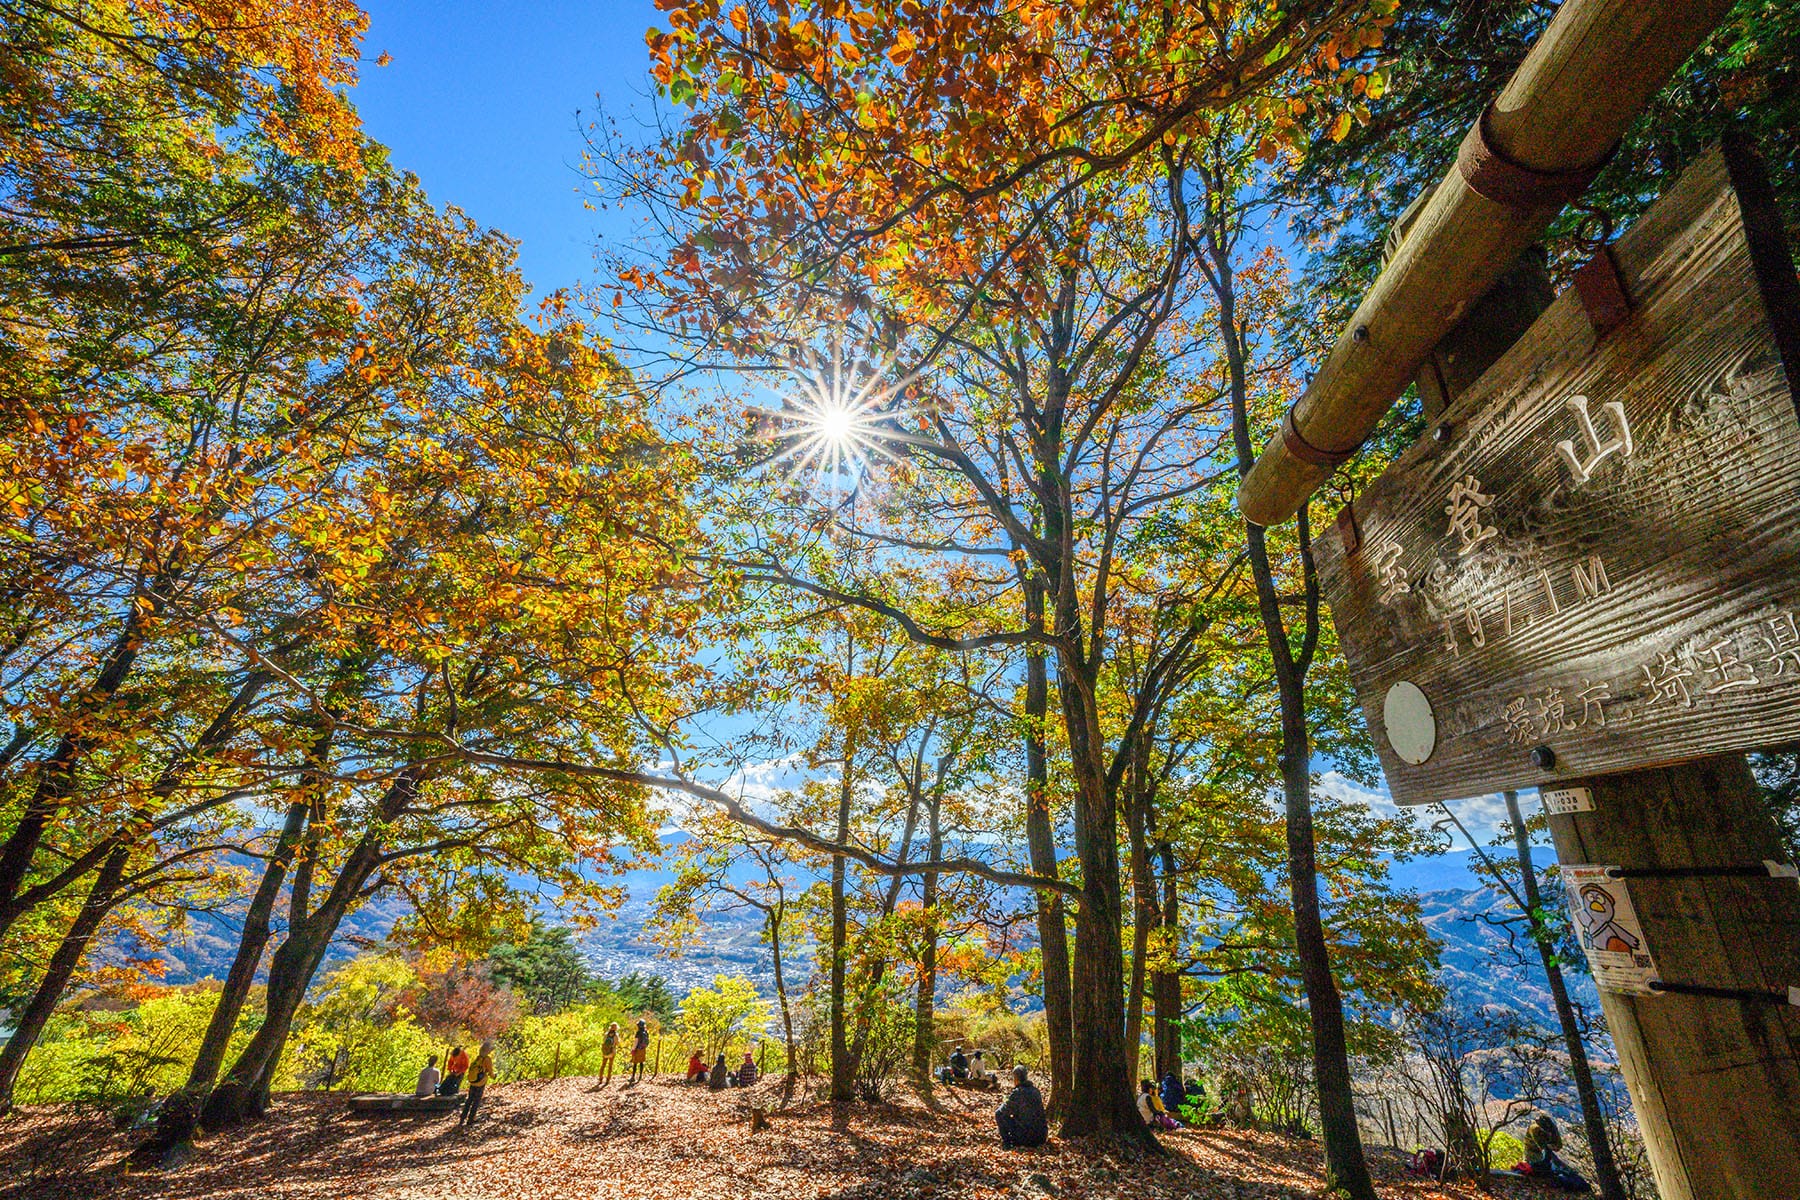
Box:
0;1075;1560;1200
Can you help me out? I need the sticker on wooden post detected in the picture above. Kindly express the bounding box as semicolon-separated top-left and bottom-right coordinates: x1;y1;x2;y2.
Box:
1564;865;1659;995
1541;786;1595;815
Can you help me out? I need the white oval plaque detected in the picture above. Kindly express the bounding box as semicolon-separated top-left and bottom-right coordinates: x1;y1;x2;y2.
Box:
1383;681;1437;765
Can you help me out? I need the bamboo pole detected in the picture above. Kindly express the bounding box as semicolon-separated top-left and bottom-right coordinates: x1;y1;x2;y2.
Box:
1234;0;1736;527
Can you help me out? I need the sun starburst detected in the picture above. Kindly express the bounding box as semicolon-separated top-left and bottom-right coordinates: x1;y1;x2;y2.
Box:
752;336;919;496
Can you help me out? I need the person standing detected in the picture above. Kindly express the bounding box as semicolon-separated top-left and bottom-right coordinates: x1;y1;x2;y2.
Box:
629;1019;650;1083
439;1045;469;1096
600;1022;620;1085
1138;1077;1179;1130
458;1041;495;1127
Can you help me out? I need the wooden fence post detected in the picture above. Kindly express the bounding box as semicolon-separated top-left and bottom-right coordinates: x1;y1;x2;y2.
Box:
1546;757;1800;1199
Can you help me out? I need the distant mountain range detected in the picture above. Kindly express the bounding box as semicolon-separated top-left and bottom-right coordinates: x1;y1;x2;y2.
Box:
149;847;1598;1031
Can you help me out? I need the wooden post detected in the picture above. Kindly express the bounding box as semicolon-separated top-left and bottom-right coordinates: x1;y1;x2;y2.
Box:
1237;0;1737;526
653;1033;663;1079
1359;146;1800;1197
1547;757;1800;1199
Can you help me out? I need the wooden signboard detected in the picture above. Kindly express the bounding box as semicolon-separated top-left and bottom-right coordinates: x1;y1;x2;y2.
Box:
1317;142;1800;807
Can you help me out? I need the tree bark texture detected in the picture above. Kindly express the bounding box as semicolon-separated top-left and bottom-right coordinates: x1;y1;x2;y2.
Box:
1022;574;1074;1117
1152;841;1183;1082
828;736;855;1103
912;791;941;1096
206;772;418;1126
1547;756;1800;1200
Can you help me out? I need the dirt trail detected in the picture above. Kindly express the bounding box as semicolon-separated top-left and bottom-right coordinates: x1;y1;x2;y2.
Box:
0;1076;1547;1200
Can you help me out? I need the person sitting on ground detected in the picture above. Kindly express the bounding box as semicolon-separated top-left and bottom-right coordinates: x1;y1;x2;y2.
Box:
709;1051;729;1091
1224;1079;1255;1126
1137;1077;1180;1130
736;1049;758;1087
458;1041;495;1127
415;1054;441;1099
439;1045;469;1096
1405;1148;1445;1179
686;1050;708;1084
1159;1071;1185;1119
995;1065;1048;1149
949;1045;970;1081
969;1049;996;1088
1524;1113;1590;1191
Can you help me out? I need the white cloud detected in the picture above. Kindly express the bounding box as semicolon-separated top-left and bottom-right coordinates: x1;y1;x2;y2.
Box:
1315;769;1521;851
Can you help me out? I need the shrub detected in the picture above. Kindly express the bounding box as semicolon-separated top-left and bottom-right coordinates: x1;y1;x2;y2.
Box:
14;985;237;1105
852;978;915;1102
509;1003;632;1080
677;974;770;1060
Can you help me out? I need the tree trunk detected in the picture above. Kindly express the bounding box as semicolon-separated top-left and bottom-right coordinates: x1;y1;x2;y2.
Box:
1505;791;1626;1200
912;791;941;1096
1056;671;1150;1141
828;736;855;1103
1212;216;1375;1194
768;900;797;1081
0;840;131;1109
185;799;309;1096
1152;841;1182;1082
1123;790;1156;1090
846;777;922;1076
206;773;415;1127
208;919;331;1122
1022;575;1074;1115
1253;509;1377;1199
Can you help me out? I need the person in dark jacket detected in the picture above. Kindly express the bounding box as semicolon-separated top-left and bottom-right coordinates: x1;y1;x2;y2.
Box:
709;1052;729;1090
996;1066;1048;1149
949;1046;970;1080
1159;1072;1186;1119
629;1020;650;1083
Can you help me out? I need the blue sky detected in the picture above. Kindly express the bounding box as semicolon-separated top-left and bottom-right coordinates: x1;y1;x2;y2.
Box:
354;0;663;300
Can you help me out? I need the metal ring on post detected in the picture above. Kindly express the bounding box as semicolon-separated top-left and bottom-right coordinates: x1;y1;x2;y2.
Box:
1280;405;1359;470
1456;104;1618;211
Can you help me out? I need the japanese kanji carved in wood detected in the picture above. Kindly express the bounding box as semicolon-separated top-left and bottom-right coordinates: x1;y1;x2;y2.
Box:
1317;142;1800;806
